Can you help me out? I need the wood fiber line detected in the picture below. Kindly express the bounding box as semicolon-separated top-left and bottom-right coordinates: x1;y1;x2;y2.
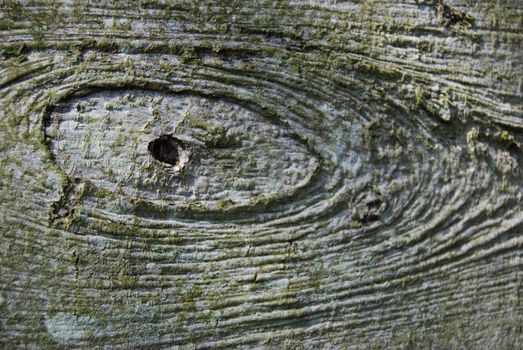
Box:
0;0;522;349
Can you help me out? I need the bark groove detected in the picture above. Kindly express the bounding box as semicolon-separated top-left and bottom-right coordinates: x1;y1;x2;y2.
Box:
0;0;522;348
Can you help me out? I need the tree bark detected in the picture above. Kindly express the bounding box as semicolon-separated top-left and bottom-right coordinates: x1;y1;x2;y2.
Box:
0;0;522;348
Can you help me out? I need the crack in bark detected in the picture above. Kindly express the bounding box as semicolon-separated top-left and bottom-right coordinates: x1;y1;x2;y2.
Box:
48;177;84;224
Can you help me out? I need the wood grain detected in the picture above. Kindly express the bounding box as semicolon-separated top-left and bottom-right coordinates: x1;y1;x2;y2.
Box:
0;0;522;348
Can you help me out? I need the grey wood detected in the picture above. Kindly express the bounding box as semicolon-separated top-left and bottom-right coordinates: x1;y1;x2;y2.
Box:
0;0;522;348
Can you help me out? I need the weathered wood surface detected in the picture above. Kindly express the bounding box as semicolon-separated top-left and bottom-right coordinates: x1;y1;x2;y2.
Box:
0;0;522;348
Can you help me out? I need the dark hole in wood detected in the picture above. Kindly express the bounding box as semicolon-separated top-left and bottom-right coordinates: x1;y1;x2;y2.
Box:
148;135;182;166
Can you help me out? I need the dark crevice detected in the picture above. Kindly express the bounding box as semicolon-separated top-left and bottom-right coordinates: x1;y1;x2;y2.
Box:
418;0;475;28
148;135;183;166
49;177;83;224
437;2;475;28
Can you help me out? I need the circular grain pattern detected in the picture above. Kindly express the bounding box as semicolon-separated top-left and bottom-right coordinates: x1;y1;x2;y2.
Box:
0;1;522;349
45;88;321;215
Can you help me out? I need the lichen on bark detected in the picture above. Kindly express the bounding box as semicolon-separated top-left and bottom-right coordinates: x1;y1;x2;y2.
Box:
0;0;522;348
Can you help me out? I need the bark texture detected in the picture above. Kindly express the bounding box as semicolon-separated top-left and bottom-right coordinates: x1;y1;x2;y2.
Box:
1;0;522;348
